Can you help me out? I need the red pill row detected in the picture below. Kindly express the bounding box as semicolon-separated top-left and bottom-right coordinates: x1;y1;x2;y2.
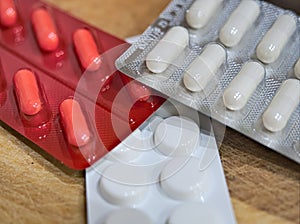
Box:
1;3;101;71
13;69;91;147
31;8;101;71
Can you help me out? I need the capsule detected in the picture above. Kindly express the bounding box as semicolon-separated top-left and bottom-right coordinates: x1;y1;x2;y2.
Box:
219;0;260;47
13;69;42;116
59;99;91;147
256;14;296;64
183;44;226;92
73;28;101;71
0;0;18;27
146;26;189;74
294;58;300;80
262;79;300;132
121;75;151;102
186;0;223;29
223;61;265;110
31;8;59;52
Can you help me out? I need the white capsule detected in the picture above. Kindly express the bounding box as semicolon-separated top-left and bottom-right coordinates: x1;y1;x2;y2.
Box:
223;61;265;110
294;58;300;79
262;79;300;132
183;43;226;92
146;26;189;73
256;14;297;64
186;0;223;29
219;0;260;47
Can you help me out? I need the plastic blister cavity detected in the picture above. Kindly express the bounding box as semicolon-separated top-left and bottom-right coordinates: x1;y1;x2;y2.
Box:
86;101;236;224
0;0;165;169
116;0;300;163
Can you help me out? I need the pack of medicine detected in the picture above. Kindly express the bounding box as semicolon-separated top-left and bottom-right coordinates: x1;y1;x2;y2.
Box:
86;100;236;224
116;0;300;163
0;0;164;170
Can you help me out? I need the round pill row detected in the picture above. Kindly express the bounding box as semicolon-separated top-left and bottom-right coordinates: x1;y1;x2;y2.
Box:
13;68;91;147
103;203;217;224
98;116;219;223
0;1;101;71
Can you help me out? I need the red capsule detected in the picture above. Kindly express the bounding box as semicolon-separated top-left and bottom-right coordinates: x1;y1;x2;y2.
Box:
31;8;59;51
13;69;42;116
59;99;91;147
73;28;101;71
121;75;151;101
0;0;17;27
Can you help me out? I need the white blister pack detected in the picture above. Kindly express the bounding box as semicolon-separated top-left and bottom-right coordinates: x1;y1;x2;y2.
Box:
116;0;300;163
86;100;236;224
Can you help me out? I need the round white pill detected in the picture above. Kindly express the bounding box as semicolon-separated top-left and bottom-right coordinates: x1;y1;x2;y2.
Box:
262;79;300;132
256;14;296;64
108;129;143;162
223;61;265;110
183;43;226;92
153;116;200;157
104;208;152;224
146;26;189;74
99;163;149;205
160;157;208;200
294;58;300;79
219;0;260;47
168;203;219;224
186;0;223;29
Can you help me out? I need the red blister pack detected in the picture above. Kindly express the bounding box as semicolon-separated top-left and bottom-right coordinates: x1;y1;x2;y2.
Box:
0;0;165;170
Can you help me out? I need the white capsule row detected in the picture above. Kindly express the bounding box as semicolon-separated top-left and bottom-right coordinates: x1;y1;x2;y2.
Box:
185;0;297;63
146;5;297;76
223;61;299;132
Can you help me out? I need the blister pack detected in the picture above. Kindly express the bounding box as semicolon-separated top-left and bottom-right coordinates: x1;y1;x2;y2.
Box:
116;0;300;163
86;100;236;224
0;0;164;170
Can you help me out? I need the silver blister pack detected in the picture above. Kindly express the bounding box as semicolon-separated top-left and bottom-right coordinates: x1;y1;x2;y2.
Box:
116;0;300;163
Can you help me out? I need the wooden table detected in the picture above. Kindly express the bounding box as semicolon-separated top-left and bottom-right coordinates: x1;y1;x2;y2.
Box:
0;0;299;223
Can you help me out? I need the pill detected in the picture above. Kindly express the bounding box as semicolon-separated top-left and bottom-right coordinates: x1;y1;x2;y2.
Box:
121;75;151;101
108;129;143;162
186;0;223;29
0;0;18;27
256;14;296;64
13;69;42;116
294;58;300;79
183;43;226;92
31;8;59;52
146;26;189;74
223;61;265;110
262;79;300;132
153;116;199;157
219;0;260;47
104;208;152;224
59;99;91;147
168;203;219;224
160;157;209;200
73;28;101;71
99;163;149;205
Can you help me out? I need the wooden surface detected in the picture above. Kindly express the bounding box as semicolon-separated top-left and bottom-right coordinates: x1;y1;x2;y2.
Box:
0;0;299;223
